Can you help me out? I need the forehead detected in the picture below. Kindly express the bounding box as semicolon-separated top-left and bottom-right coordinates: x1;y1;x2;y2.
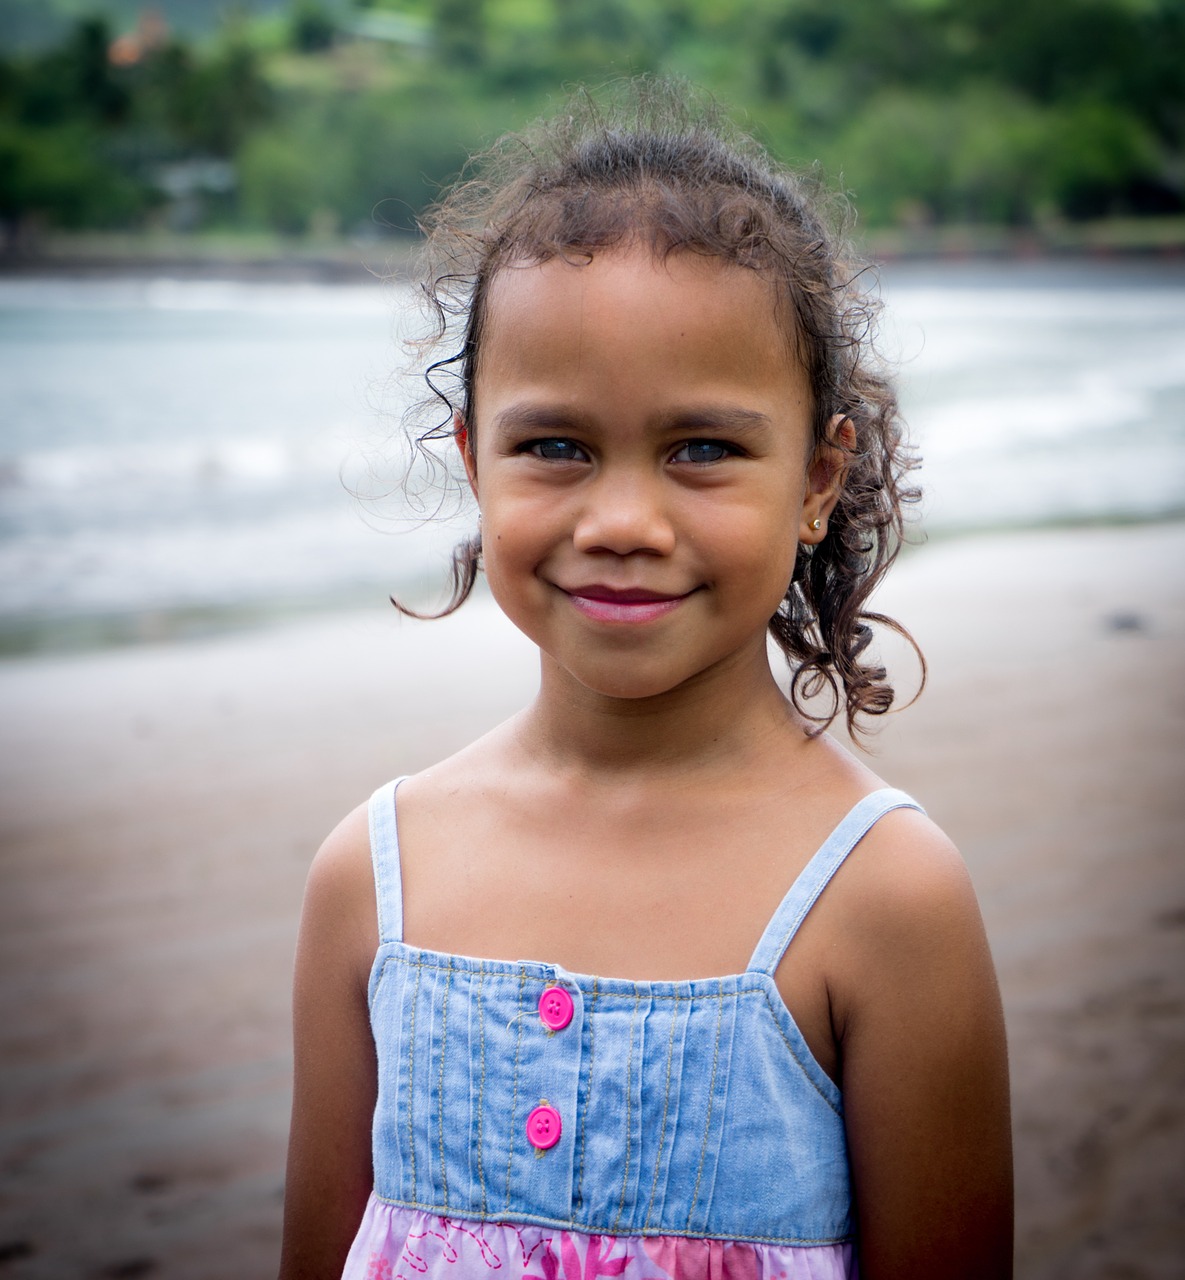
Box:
477;246;800;390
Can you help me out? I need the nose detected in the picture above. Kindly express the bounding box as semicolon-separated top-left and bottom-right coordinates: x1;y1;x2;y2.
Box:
571;469;676;558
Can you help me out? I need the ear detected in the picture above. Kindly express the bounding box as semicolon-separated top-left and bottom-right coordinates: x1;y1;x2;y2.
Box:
454;412;478;498
799;414;855;544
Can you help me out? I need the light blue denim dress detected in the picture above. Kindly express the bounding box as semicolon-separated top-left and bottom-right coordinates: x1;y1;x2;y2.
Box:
341;779;922;1279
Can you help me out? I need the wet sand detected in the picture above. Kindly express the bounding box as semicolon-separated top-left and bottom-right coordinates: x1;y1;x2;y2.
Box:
1;523;1183;1279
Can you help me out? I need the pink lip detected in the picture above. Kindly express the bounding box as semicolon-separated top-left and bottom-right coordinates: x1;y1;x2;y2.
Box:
562;584;689;624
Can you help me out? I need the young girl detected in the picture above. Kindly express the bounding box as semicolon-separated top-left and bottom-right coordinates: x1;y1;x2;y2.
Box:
279;88;1013;1280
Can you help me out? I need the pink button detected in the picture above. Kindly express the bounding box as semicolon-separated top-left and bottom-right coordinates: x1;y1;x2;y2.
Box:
525;1104;562;1151
538;986;574;1032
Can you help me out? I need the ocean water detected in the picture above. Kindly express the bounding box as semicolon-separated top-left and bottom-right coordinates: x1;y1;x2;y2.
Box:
883;260;1185;533
1;259;1183;652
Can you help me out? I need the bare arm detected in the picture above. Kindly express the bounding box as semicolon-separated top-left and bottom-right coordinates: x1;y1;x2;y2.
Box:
278;804;379;1280
835;813;1013;1278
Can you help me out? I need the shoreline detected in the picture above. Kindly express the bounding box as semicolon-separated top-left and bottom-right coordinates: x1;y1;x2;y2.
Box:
0;234;413;284
4;514;1185;663
2;217;1183;283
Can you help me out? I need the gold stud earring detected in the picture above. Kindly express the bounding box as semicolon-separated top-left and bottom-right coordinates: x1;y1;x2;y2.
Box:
810;518;822;531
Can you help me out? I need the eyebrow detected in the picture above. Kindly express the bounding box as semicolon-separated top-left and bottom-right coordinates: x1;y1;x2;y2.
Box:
489;402;773;435
660;405;772;434
489;403;588;435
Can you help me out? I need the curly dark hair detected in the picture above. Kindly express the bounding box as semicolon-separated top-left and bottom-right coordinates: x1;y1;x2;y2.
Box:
398;79;922;736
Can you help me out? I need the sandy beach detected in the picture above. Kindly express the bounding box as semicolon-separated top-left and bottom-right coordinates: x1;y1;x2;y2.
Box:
1;521;1182;1279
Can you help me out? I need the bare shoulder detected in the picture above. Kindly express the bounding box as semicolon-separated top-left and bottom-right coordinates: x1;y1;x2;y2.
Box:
310;798;371;901
841;805;982;942
313;798;371;879
824;803;996;1020
301;799;378;985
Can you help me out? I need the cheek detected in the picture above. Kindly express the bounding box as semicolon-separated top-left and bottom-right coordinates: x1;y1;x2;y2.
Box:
693;498;800;581
477;504;550;599
481;493;544;552
478;543;531;635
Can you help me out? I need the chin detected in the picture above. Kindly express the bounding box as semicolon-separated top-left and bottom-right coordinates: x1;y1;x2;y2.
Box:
565;659;718;703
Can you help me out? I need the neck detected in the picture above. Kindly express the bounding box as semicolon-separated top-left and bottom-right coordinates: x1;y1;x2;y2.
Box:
514;644;810;783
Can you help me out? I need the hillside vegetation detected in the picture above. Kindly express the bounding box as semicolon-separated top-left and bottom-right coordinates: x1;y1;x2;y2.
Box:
1;0;1181;246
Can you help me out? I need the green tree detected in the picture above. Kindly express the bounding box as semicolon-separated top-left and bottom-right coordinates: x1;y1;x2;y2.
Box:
13;16;130;127
180;40;272;156
433;0;486;68
291;1;337;53
0;119;147;231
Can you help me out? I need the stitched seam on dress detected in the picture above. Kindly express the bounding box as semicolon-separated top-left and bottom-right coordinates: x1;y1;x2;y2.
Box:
383;953;779;996
407;956;422;1197
644;986;680;1231
574;975;600;1211
366;1194;852;1245
476;961;488;1217
383;955;801;1010
370;795;388;942
767;851;845;972
437;956;452;1212
612;985;641;1233
504;967;526;1210
757;988;842;1115
686;980;724;1231
379;954;735;988
765;809;906;971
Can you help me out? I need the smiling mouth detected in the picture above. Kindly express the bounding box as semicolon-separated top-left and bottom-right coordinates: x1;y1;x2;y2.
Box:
562;585;691;624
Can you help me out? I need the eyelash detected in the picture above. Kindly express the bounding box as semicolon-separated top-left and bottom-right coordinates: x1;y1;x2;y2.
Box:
521;438;741;465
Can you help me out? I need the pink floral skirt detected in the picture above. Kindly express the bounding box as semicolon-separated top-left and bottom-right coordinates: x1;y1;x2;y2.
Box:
342;1196;856;1279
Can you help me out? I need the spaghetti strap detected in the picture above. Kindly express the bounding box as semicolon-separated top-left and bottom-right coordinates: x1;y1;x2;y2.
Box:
747;787;924;977
368;777;410;945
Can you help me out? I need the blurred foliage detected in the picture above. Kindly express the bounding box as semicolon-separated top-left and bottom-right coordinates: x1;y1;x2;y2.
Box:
0;0;1181;241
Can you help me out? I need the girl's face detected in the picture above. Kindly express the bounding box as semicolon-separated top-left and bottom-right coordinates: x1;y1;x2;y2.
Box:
465;245;842;702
